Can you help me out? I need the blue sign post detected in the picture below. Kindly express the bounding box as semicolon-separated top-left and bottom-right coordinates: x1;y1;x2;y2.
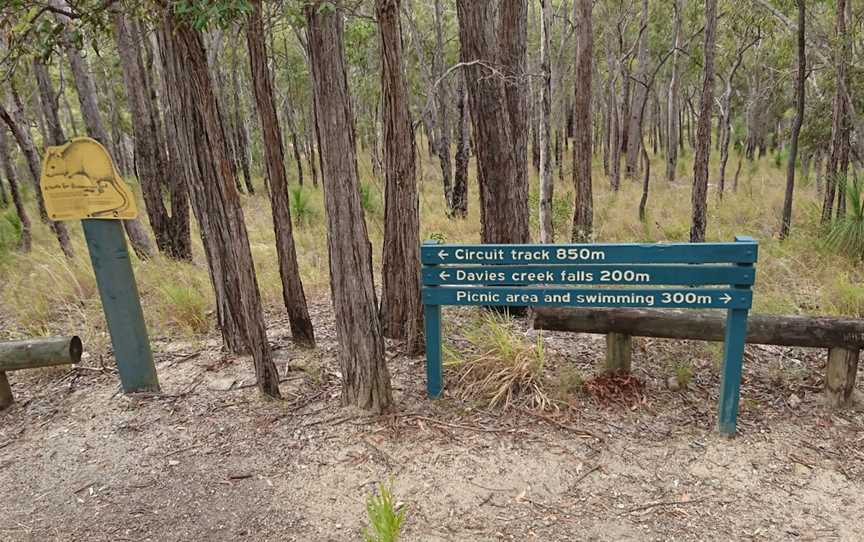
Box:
421;237;758;435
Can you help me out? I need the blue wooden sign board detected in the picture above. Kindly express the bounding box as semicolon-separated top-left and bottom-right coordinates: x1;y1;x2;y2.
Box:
421;236;758;435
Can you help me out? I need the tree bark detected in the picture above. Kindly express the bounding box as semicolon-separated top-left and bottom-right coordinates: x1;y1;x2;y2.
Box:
3;80;74;258
456;0;529;245
571;0;593;242
247;0;315;348
498;0;529;206
666;0;683;182
283;102;305;186
230;41;254;195
821;0;850;224
0;127;31;251
376;0;423;353
452;73;470;219
690;0;718;243
779;0;806;240
538;0;553;243
57;15;154;261
432;0;453;211
305;0;392;413
625;0;649;179
114;11;192;261
157;11;281;398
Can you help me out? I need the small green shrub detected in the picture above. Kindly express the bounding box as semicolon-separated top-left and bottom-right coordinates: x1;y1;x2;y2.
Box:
554;365;585;399
0;211;21;261
360;183;378;215
363;483;406;542
158;284;210;334
825;175;864;259
289;186;315;227
674;363;694;388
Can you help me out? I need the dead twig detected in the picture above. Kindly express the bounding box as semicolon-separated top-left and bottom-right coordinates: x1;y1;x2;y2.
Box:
621;498;707;515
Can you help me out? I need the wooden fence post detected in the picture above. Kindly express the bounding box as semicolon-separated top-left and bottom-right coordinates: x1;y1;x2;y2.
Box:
605;333;632;373
0;372;12;410
825;347;860;407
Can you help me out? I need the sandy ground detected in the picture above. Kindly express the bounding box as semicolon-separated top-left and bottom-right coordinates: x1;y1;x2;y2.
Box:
1;303;863;541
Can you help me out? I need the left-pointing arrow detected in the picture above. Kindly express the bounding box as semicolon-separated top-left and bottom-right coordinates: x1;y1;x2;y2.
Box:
437;249;449;259
439;271;451;281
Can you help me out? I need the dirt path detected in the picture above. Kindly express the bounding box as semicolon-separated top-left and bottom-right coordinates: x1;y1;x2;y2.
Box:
2;305;862;541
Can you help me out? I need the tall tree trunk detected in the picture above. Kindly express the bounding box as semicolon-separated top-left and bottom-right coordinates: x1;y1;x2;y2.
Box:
822;0;850;224
247;0;316;348
283;102;304;186
625;0;649;179
452;73;470;219
571;0;593;242
56;16;154;260
605;38;621;191
305;105;319;188
33;59;66;145
377;0;423;353
157;12;281;398
666;0;683;182
306;0;392;413
538;0;554;243
779;0;806;240
499;0;529;206
114;12;192;261
690;0;718;243
457;0;529;245
432;0;454;210
0;127;31;252
10;68;74;258
231;43;254;195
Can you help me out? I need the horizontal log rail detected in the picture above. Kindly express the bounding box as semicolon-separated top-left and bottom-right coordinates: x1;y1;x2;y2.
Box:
532;308;861;407
532;308;864;349
1;336;83;410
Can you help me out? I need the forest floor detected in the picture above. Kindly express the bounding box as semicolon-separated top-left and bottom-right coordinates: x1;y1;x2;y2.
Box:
2;301;863;541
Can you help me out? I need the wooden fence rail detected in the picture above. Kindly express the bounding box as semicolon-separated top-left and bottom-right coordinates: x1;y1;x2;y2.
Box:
532;308;861;406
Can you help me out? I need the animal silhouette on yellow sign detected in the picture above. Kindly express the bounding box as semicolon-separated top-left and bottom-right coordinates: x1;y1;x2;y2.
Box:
40;137;138;220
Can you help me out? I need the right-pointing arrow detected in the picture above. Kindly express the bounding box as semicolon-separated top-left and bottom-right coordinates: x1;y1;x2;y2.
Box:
720;293;732;304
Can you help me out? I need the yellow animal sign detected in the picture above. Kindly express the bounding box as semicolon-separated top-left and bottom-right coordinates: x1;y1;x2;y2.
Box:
40;137;138;220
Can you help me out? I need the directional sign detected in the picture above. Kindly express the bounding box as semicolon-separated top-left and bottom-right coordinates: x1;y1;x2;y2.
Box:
422;242;757;265
422;265;755;286
422;287;751;309
420;237;759;436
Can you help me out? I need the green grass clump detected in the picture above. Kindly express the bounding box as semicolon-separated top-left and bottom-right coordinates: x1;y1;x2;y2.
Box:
289;186;316;227
0;210;21;261
825;176;864;259
363;483;406;542
156;282;210;335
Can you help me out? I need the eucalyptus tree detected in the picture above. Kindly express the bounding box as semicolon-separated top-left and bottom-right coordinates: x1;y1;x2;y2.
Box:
0;127;31;252
690;0;718;243
246;0;315;347
305;0;393;412
157;2;282;398
779;0;806;240
377;0;423;353
571;0;593;242
456;0;530;247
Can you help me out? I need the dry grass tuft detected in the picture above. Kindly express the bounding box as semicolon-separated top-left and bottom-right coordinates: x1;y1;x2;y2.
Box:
446;312;550;410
